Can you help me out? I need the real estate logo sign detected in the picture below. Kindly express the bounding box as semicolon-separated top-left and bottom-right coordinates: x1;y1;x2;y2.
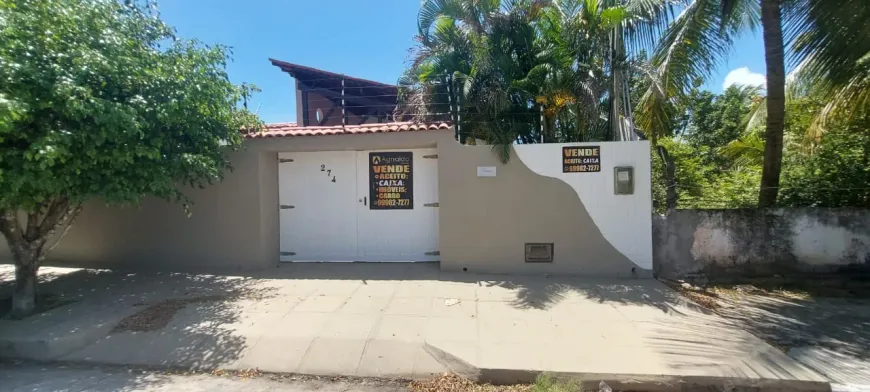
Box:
562;146;601;173
370;152;413;210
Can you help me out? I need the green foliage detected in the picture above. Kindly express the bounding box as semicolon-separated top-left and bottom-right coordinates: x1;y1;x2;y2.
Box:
779;113;870;207
634;0;758;142
785;0;870;125
684;86;760;148
652;136;760;212
721;132;764;167
400;0;677;158
0;0;261;212
651;79;869;211
532;374;580;392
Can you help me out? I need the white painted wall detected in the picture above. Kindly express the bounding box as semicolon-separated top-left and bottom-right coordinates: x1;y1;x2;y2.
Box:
514;141;653;270
791;215;870;266
655;209;870;278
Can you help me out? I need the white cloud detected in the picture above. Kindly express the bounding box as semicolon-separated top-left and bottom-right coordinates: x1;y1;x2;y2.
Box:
722;67;766;90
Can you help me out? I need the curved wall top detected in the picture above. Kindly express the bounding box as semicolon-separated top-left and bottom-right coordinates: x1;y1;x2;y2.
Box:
514;141;653;270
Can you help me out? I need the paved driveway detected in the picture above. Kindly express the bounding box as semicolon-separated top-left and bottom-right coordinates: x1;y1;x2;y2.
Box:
0;264;829;391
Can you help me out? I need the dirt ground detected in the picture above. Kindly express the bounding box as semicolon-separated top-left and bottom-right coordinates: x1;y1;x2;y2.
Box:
666;275;870;388
1;361;635;392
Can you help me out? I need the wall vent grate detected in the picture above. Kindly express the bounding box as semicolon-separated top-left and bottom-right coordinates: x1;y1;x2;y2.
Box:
525;243;554;263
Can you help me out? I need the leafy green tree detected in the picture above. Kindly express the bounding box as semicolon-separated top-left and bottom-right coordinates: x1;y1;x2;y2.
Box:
778;97;870;207
656;71;870;211
0;0;260;317
779;126;870;207
684;85;760;149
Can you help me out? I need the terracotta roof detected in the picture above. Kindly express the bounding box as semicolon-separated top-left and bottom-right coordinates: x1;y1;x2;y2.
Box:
244;122;452;138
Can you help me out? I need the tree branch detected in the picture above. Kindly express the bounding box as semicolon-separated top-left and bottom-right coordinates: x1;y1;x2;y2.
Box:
36;197;69;240
25;208;41;242
44;204;83;257
0;209;23;242
0;209;26;262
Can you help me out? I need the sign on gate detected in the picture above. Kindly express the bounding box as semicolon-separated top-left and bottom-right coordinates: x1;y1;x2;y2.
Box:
369;151;413;209
562;146;601;173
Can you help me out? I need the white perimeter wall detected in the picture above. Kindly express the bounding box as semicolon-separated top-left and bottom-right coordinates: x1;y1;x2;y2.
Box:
515;141;653;270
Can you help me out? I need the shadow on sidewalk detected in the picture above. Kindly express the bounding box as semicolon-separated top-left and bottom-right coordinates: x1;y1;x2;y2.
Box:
247;262;679;310
0;266;275;375
0;361;189;391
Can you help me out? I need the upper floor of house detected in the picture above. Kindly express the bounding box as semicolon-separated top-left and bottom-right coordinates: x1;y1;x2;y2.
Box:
271;59;402;127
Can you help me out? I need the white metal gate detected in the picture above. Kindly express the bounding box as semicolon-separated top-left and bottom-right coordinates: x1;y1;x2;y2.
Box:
278;149;439;262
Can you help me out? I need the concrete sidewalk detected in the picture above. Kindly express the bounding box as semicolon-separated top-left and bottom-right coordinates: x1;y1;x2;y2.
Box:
0;264;830;391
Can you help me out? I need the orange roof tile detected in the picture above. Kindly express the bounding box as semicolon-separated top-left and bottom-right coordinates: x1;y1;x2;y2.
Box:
244;122;452;138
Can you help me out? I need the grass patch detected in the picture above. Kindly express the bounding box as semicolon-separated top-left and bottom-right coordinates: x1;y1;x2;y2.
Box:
409;373;531;392
532;374;582;392
0;293;76;320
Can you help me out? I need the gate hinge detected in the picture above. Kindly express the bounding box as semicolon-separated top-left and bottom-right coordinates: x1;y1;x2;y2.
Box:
422;154;438;159
279;158;294;163
280;205;295;209
423;202;440;207
425;251;440;256
280;251;296;256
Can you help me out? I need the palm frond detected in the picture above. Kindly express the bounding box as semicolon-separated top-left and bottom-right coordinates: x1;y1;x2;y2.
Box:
721;132;765;167
620;0;678;54
784;0;870;124
419;0;466;43
634;0;750;142
743;95;766;132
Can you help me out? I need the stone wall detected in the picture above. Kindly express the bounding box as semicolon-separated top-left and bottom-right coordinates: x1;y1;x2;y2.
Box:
653;209;870;279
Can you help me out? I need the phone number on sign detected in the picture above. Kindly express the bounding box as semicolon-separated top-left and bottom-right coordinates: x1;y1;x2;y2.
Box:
375;199;410;206
564;164;600;172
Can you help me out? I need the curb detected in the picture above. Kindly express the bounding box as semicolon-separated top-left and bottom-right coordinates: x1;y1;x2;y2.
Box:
423;342;832;392
0;321;114;360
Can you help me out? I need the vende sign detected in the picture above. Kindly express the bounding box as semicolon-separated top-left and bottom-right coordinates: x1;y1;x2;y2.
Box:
369;151;414;209
562;146;601;173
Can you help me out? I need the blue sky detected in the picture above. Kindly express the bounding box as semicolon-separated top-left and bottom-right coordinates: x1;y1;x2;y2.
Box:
159;0;767;124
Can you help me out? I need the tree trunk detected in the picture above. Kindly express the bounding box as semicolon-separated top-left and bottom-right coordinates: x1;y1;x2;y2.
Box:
758;0;786;207
657;145;678;212
12;254;38;317
0;201;81;318
545;115;556;143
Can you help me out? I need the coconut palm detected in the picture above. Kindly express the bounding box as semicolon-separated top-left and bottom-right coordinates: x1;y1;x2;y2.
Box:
635;0;869;207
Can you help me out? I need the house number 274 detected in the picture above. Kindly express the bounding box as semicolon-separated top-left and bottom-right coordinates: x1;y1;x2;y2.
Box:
320;164;336;183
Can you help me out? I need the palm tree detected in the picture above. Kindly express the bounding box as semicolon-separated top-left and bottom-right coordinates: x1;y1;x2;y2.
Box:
636;0;868;207
756;0;785;207
399;0;545;161
513;0;616;142
401;0;677;161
